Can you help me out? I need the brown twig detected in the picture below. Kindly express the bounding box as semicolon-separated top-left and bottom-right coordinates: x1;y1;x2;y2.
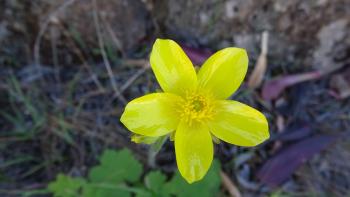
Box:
220;170;242;197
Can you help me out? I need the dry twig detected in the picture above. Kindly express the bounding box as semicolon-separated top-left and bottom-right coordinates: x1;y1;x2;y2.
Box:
220;170;242;197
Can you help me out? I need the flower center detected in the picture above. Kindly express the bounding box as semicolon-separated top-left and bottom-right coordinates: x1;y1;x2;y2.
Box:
178;91;214;125
192;100;204;112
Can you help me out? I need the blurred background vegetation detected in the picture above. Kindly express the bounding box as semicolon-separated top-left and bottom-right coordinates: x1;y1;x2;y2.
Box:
0;0;350;196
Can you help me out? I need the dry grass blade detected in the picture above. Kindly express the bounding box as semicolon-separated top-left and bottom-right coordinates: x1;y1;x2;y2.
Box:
56;21;105;92
103;19;125;57
92;0;126;104
120;63;150;93
123;59;149;67
34;0;76;68
220;170;242;197
248;31;269;89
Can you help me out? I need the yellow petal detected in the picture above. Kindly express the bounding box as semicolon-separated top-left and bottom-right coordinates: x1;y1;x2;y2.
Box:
175;121;213;183
208;100;269;147
197;48;248;99
150;39;197;96
120;93;182;137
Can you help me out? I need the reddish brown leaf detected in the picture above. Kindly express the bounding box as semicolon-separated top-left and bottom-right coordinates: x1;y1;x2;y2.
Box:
181;45;212;66
257;135;337;187
261;71;322;100
278;126;313;141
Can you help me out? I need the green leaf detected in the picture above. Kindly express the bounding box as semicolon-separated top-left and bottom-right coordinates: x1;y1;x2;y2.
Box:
85;149;143;197
82;183;131;197
89;149;142;183
145;171;166;191
83;182;149;197
47;149;225;197
164;160;221;197
48;174;86;197
141;171;171;197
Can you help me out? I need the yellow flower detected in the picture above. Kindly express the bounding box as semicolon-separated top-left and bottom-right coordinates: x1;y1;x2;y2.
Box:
120;39;269;183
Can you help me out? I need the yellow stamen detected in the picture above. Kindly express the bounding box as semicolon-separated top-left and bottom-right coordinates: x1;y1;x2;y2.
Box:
177;91;214;125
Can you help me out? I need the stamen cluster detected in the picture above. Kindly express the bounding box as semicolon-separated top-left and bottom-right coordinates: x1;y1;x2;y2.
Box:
178;91;214;125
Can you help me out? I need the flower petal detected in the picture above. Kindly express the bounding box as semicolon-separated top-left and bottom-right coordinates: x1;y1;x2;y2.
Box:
120;93;182;137
208;100;269;147
197;48;248;99
175;121;213;183
150;39;197;96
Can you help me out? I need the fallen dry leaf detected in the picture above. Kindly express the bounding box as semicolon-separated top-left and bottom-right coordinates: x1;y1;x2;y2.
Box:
330;68;350;99
181;44;212;66
248;31;269;88
278;125;313;142
276;115;285;132
257;135;337;187
261;71;322;100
